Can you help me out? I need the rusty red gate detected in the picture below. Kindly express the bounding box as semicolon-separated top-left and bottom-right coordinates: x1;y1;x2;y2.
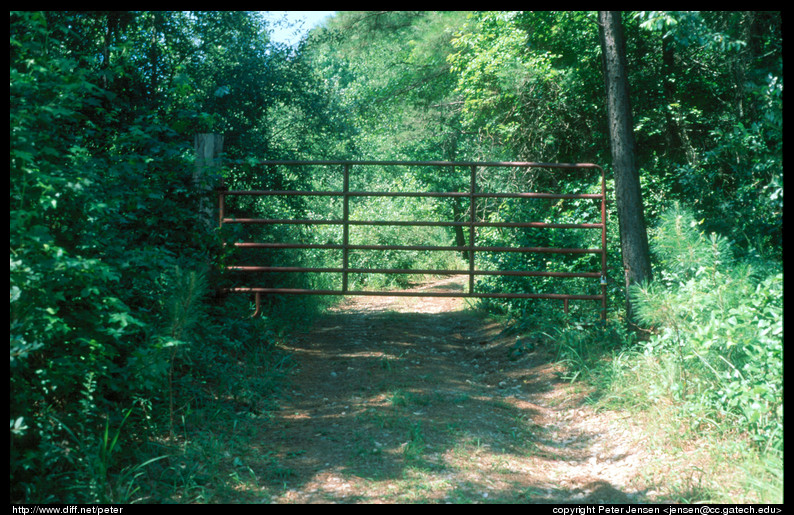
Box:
217;161;607;319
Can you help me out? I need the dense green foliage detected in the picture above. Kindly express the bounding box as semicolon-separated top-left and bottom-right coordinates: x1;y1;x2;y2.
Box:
10;11;336;502
307;10;781;313
11;10;781;502
630;205;782;449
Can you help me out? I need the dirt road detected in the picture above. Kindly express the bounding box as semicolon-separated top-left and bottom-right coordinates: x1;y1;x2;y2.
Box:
255;277;657;503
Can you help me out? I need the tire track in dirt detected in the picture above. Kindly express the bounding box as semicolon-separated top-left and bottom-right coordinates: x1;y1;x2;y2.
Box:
255;277;658;503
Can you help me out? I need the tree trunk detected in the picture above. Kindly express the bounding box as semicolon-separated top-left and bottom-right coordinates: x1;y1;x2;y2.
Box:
451;198;469;260
661;34;679;153
598;11;653;326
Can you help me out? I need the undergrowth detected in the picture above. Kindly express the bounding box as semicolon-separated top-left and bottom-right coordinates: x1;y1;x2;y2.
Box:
11;258;320;503
508;203;782;504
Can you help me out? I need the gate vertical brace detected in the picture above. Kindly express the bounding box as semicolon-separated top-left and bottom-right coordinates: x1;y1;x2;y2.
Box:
218;187;225;229
342;164;350;294
469;165;476;295
600;165;608;321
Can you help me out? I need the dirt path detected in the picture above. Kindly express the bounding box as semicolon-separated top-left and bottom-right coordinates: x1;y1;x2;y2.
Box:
254;277;657;504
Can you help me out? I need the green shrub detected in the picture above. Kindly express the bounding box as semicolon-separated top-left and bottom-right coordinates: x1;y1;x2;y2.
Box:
629;204;782;450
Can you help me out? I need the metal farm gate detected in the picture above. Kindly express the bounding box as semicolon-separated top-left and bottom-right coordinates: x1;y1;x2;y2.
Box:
217;161;607;320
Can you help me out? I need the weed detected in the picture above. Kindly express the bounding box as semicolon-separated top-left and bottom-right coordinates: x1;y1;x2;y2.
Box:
744;448;783;503
403;421;426;460
388;389;411;407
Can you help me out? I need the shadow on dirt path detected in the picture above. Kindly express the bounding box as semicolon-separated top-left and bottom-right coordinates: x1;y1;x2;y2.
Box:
250;278;658;503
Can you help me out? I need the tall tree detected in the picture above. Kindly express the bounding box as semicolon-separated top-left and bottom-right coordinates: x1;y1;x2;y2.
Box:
598;11;652;325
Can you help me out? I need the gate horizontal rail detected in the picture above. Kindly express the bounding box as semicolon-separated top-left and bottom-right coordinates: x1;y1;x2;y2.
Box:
228;288;603;301
218;160;607;319
224;219;603;229
227;266;601;277
231;242;602;253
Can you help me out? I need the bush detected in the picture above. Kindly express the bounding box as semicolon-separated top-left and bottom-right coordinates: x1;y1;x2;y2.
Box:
10;13;246;500
629;204;782;450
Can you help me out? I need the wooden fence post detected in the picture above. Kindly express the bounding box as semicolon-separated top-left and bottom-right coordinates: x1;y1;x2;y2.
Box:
194;133;224;230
